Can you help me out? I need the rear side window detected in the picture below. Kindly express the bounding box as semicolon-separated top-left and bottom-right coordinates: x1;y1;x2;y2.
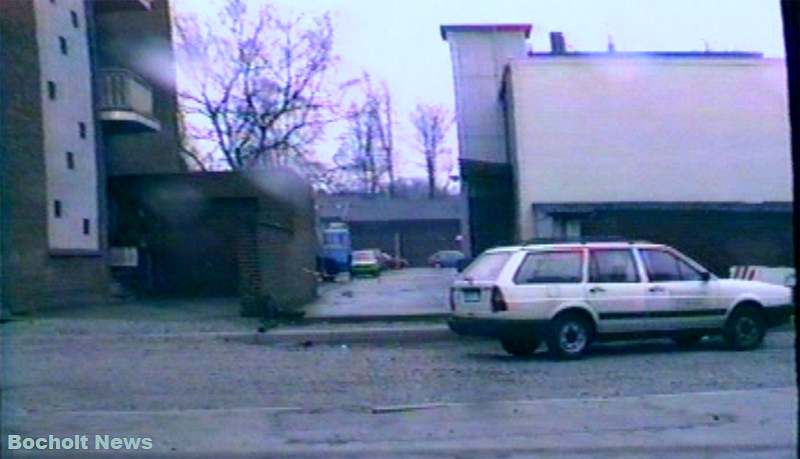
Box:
640;249;703;281
589;249;639;283
514;251;583;284
462;252;512;281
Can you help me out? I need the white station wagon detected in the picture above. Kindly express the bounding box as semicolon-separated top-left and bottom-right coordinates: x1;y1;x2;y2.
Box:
448;241;793;359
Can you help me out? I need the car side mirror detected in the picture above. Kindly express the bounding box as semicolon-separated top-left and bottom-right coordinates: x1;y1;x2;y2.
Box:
456;258;471;273
700;271;711;282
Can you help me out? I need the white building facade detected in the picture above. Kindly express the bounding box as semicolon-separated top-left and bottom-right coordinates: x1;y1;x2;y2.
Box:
505;55;792;240
442;24;793;273
35;0;100;251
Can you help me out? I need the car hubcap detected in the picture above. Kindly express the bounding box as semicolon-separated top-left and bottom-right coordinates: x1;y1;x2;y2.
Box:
736;317;759;345
559;322;587;353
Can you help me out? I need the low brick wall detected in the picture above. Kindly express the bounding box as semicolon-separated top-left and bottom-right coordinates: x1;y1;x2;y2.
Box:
109;170;319;318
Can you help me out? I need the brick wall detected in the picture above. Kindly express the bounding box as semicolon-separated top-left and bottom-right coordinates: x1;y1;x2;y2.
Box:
1;1;109;313
1;1;48;313
109;171;318;317
93;0;184;176
237;204;262;314
260;185;318;312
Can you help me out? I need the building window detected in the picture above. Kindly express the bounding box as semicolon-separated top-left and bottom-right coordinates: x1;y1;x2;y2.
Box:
79;122;86;139
66;151;75;169
70;11;79;28
47;81;56;100
54;200;62;218
82;219;90;235
59;36;68;55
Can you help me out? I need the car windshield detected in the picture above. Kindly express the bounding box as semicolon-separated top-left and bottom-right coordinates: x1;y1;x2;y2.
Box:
462;252;512;281
353;251;376;262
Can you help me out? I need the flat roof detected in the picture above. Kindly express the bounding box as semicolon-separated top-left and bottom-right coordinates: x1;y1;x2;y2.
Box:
527;51;763;59
440;24;532;40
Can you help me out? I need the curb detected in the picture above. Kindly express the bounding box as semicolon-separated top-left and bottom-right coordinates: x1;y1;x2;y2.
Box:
6;323;792;345
299;312;449;324
0;327;461;345
237;324;457;345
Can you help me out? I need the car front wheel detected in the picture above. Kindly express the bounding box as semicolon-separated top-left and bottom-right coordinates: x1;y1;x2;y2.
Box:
547;313;593;360
500;337;540;357
724;307;766;350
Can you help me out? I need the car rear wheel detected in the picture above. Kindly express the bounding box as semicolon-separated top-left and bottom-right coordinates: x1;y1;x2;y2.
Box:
547;313;592;360
500;337;540;357
724;307;766;350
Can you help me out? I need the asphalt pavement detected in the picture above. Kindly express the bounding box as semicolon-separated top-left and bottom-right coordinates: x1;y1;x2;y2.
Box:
1;266;796;457
2;327;796;457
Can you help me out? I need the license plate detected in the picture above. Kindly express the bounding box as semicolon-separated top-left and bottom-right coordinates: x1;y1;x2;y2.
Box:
462;289;481;303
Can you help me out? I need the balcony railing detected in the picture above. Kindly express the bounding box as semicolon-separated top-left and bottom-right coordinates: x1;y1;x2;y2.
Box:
98;68;160;132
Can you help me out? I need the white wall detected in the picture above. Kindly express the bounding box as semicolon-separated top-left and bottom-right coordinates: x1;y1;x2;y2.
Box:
445;30;527;164
507;57;792;239
35;0;99;251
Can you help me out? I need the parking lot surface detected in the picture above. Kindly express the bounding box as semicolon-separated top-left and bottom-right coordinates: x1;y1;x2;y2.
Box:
303;268;455;319
4;329;794;412
3;322;795;456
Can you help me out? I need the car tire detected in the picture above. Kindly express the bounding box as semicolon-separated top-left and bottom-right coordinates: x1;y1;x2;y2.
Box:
500;337;540;357
724;306;766;350
547;313;593;360
672;333;703;347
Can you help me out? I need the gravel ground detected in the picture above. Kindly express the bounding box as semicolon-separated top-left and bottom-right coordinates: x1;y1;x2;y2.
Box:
3;330;794;414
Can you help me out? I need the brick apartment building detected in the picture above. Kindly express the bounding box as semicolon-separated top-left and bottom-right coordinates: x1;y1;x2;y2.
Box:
1;0;318;315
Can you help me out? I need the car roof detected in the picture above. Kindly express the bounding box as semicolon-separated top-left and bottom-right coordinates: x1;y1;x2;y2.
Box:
481;242;665;253
521;242;665;250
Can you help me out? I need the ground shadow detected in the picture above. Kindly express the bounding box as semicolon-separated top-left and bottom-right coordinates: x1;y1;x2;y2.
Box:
466;337;739;362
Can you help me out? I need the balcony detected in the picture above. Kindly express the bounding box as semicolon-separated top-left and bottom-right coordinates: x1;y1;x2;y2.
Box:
98;68;161;133
94;0;152;13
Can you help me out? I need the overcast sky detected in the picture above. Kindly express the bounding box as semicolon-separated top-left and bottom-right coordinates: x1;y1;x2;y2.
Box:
175;0;786;178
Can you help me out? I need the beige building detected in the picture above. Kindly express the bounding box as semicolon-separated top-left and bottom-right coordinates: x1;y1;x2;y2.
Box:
442;24;793;273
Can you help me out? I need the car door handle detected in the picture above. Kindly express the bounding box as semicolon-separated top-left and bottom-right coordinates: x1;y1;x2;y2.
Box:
589;286;606;294
648;286;666;293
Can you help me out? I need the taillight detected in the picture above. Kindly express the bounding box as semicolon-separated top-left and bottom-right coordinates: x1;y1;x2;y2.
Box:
491;287;507;312
449;288;456;311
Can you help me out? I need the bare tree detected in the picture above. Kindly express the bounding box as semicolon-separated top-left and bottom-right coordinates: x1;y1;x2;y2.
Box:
333;101;383;194
410;104;452;199
331;73;397;194
175;0;337;172
176;109;213;171
365;78;396;197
